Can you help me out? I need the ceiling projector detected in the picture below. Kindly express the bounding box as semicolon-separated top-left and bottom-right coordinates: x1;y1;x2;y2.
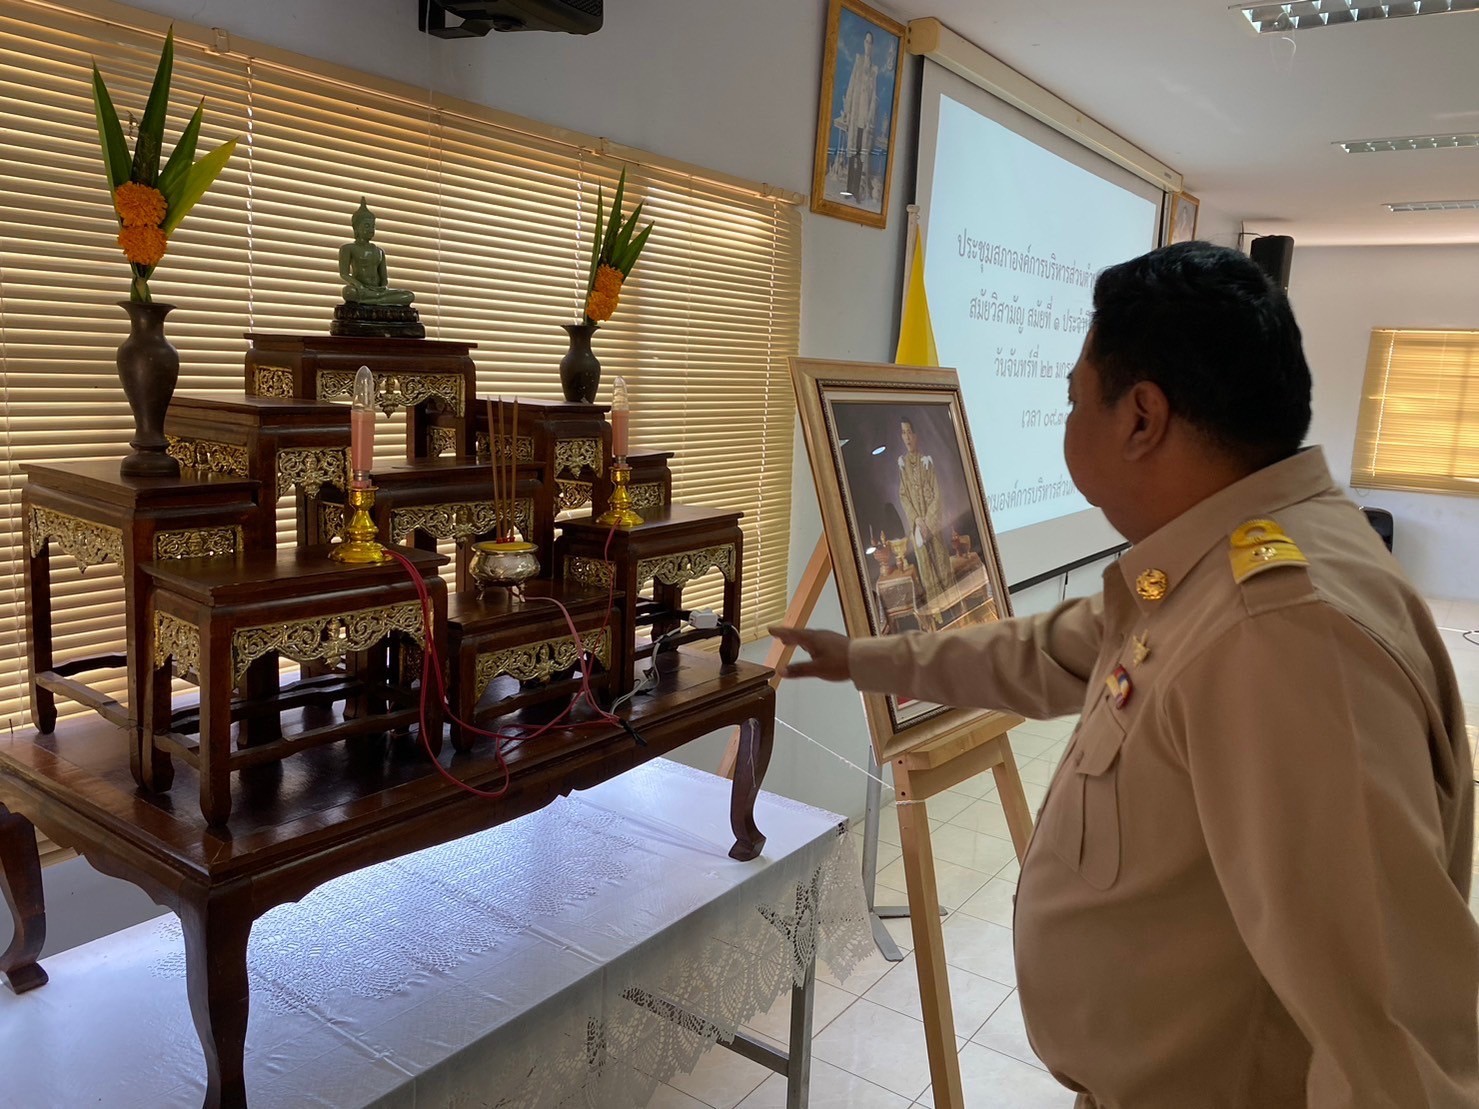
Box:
418;0;603;37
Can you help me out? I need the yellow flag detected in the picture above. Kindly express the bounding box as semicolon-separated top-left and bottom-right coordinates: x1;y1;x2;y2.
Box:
895;223;939;366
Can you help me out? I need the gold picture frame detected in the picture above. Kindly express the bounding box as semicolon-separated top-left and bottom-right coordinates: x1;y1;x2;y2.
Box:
791;357;1015;760
1166;190;1200;244
810;0;905;229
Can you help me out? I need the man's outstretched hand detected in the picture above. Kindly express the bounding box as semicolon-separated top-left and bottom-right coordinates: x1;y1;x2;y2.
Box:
769;625;852;682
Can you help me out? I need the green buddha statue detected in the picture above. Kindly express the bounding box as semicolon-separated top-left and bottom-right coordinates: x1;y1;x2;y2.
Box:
339;199;414;307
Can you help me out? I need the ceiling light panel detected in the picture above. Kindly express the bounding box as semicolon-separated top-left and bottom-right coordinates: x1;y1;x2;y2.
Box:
1385;198;1479;211
1336;132;1479;152
1235;1;1479;33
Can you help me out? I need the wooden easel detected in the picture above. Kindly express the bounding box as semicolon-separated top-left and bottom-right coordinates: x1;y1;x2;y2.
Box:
718;536;1035;1109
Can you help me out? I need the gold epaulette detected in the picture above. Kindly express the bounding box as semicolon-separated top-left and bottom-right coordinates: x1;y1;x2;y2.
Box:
1229;518;1309;584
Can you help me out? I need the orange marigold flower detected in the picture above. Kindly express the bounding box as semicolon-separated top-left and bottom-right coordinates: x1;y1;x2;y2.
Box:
594;264;624;299
114;182;168;228
585;265;624;322
118;225;168;267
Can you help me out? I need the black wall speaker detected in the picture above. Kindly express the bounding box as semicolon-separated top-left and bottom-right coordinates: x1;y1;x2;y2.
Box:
1250;234;1295;291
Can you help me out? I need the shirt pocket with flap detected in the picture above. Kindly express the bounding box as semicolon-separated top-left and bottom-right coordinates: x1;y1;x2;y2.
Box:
1050;707;1127;890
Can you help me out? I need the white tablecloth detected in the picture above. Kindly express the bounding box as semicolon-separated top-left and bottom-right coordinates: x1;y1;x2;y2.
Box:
0;759;871;1108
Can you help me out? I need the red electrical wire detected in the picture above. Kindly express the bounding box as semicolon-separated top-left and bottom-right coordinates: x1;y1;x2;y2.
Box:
382;520;626;800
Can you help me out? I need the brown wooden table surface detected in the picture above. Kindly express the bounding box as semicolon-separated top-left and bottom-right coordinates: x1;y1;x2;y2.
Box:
0;650;775;1108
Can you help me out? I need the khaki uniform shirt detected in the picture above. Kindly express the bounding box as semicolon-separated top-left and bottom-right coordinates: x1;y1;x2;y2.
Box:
850;449;1479;1107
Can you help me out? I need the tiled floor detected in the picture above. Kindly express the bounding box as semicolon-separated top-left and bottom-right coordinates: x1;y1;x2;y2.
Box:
645;597;1479;1109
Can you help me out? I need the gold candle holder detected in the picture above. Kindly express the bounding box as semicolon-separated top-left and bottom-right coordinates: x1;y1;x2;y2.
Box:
596;460;644;528
330;481;392;563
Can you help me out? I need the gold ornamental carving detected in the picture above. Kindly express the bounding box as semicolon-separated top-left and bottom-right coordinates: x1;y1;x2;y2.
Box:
476;432;536;464
230;601;426;683
390;499;531;542
638;545;737;588
166;436;250;478
254;366;295;398
629;482;665;513
276;446;347;498
555;437;603;478
317;369;464;417
154;612;200;677
27;507;124;570
565;556;615;591
319;503;346;540
155;527;241;560
474;627;611;700
428;426;459;458
556;480;593;512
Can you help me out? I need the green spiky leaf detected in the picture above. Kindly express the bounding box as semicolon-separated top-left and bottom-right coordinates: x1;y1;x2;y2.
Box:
610;200;643;264
157;101;202;201
91;65;131;191
160;137;236;234
130;27;175;184
586;185;604;293
604;170;627;261
617;223;653;275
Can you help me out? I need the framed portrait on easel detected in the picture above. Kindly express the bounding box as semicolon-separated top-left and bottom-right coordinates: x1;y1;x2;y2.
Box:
791;357;1015;759
810;0;905;229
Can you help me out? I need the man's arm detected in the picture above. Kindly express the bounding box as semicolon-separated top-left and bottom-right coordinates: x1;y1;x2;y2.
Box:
1169;603;1479;1107
771;593;1102;719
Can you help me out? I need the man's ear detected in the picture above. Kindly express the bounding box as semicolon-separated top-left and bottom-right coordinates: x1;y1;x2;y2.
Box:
1122;380;1172;461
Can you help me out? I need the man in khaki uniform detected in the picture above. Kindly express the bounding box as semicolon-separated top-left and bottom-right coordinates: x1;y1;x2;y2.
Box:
775;243;1479;1106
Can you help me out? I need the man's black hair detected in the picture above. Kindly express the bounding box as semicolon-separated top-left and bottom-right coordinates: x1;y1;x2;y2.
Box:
1088;241;1312;467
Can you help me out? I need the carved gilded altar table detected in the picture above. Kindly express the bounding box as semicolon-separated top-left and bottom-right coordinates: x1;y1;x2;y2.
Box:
444;579;617;749
21;462;261;785
244;333;476;458
557;505;744;695
163;393;350;548
308;456;551;591
141;547;448;825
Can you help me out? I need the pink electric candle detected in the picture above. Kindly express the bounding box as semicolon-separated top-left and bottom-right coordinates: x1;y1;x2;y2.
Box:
350;409;375;478
349;365;375;486
611;376;630;457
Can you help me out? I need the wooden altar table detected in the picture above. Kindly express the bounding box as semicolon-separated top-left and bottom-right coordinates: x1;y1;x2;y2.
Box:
0;652;778;1108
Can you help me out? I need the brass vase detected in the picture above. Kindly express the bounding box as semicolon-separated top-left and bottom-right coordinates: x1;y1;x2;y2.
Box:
559;321;601;404
116;300;181;478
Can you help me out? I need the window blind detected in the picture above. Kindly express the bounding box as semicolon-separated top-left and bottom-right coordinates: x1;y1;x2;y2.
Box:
0;0;801;735
1351;328;1479;496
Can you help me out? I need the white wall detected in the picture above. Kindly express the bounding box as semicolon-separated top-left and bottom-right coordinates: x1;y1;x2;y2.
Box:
1289;244;1479;601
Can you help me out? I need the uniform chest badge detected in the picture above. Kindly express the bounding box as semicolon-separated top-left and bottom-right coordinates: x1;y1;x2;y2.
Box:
1131;631;1151;666
1105;664;1132;709
1135;568;1169;601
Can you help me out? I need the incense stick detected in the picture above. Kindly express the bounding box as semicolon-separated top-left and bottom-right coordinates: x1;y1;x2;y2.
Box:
487;397;501;542
510;397;519;541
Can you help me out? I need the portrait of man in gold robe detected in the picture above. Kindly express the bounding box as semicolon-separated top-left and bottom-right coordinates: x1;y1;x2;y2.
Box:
896;417;955;604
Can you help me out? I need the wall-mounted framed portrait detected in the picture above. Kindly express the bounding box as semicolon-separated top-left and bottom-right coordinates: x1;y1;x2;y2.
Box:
1166;190;1200;244
810;0;905;229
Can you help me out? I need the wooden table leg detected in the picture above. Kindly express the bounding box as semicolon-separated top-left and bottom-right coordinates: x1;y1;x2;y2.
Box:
142;612;176;793
728;691;775;862
23;515;57;735
199;631;234;828
893;769;966;1109
180;888;253;1109
0;804;49;994
991;735;1035;864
